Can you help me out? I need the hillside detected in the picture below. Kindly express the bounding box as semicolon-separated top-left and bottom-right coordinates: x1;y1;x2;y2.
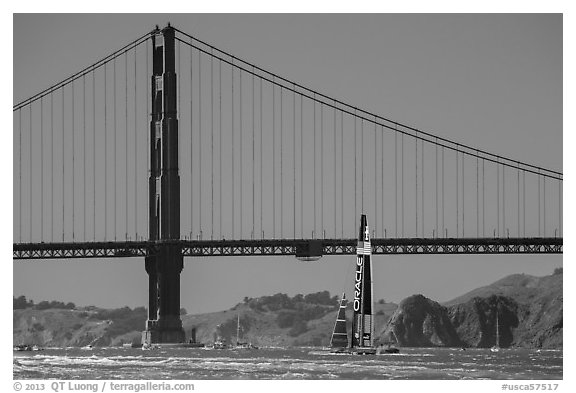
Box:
13;270;562;349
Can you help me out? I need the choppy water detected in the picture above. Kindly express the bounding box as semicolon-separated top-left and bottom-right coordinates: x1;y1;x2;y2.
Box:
13;347;562;380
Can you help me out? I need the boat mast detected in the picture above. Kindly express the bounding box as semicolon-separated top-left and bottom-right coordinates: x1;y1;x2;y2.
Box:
236;314;240;345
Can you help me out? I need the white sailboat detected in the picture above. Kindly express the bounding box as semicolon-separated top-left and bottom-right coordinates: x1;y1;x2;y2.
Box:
232;314;258;350
490;310;500;352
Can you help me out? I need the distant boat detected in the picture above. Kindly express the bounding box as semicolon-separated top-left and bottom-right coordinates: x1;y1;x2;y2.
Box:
490;310;500;352
13;344;32;352
211;338;228;350
232;314;258;350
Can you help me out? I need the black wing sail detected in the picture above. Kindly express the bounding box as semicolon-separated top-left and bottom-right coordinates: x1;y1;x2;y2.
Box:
330;293;349;348
351;214;374;349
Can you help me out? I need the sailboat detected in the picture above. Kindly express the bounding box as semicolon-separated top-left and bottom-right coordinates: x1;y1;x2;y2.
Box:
490;310;500;352
329;293;349;350
232;314;258;350
329;214;377;355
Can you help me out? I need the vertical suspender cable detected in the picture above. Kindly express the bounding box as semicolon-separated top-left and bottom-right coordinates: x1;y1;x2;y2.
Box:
361;119;364;215
313;95;316;237
190;43;193;236
503;163;505;236
394;129;397;237
231;60;234;239
260;77;263;238
253;69;256;239
456;145;459;238
272;79;276;238
94;71;97;240
190;42;194;234
146;40;149;239
482;159;485;237
135;45;138;238
219;60;223;238
104;64;107;238
517;163;520;237
83;75;86;240
461;152;464;237
211;52;214;239
477;151;479;237
72;81;75;241
538;171;540;236
497;158;500;237
125;52;129;239
295;89;297;239
436;139;438;237
415;131;418;237
374;119;377;236
199;50;202;237
280;86;283;238
422;138;424;237
381;124;384;237
113;58;116;240
300;93;303;238
320;102;323;236
19;109;22;242
559;177;561;236
40;98;43;241
543;176;546;237
341;113;344;237
30;105;33;241
51;95;54;241
354;112;357;227
401;130;404;237
522;170;525;236
334;105;337;238
62;88;65;241
240;70;243;238
442;145;448;237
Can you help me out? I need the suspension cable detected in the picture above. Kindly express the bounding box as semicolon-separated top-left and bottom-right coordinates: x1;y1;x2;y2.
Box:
173;31;561;179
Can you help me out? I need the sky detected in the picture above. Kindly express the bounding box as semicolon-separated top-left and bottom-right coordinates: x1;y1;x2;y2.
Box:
10;13;564;315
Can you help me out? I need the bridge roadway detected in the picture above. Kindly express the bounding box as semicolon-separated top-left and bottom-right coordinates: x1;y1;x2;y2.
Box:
13;237;562;259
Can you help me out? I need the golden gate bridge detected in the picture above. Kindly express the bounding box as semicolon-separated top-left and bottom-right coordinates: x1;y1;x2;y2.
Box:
13;24;562;343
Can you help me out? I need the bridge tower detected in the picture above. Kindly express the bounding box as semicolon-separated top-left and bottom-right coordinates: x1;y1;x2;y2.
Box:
142;25;185;344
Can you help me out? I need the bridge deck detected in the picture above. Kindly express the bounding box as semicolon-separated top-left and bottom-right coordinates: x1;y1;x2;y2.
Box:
13;237;562;259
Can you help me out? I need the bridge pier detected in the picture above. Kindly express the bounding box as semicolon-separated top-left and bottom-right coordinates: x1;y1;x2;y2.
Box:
142;24;185;345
